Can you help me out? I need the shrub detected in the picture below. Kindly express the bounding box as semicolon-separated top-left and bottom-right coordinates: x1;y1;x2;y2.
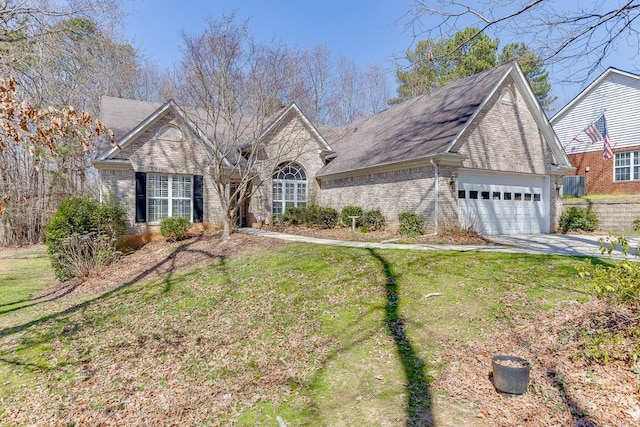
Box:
302;205;320;226
559;206;599;232
341;205;364;227
280;205;338;229
580;236;640;305
160;216;191;242
634;219;640;232
281;206;307;225
361;208;386;231
398;211;424;236
95;195;128;239
48;232;121;280
45;197;126;280
314;207;339;229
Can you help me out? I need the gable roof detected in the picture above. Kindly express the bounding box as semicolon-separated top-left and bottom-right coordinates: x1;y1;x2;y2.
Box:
95;98;235;168
550;67;640;124
95;97;331;167
317;62;570;177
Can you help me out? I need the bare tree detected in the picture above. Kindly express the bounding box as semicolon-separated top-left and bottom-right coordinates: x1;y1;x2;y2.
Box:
362;63;392;114
407;1;640;83
0;75;112;244
328;55;366;126
289;46;393;125
297;45;334;125
178;15;312;239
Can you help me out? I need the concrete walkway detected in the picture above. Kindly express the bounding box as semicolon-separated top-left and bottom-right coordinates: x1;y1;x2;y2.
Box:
239;228;640;260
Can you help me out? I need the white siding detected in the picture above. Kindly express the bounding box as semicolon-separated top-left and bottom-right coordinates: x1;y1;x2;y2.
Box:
552;71;640;155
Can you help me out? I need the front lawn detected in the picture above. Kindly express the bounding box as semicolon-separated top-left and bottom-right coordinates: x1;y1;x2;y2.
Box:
0;237;624;425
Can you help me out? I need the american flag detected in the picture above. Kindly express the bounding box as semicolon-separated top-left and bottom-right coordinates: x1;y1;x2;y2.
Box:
582;114;613;160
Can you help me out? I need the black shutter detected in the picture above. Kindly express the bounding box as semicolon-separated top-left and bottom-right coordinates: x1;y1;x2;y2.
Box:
193;175;204;223
135;172;147;223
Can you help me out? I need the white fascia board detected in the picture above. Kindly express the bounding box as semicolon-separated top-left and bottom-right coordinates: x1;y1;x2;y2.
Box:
170;102;234;169
316;153;467;181
92;158;131;168
510;65;572;169
260;103;334;153
97;101;173;160
99;99;233;169
444;64;513;154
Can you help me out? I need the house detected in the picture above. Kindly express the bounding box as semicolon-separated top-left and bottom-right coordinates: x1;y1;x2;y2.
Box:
551;68;640;195
93;61;572;236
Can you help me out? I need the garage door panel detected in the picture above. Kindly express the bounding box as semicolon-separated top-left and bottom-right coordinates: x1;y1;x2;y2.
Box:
457;172;549;235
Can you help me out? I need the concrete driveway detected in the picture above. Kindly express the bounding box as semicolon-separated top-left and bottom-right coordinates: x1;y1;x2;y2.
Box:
240;228;640;260
489;234;640;259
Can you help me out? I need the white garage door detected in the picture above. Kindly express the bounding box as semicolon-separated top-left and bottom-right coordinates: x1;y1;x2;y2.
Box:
457;172;549;235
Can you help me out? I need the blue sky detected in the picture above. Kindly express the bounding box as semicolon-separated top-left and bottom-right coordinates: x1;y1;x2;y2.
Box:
123;0;412;70
122;0;636;114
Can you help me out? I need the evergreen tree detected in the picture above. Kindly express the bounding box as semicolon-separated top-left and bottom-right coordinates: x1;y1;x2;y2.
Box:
392;27;553;110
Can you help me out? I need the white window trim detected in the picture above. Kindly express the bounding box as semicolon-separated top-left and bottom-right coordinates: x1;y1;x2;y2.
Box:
613;150;640;182
147;173;193;223
272;163;307;217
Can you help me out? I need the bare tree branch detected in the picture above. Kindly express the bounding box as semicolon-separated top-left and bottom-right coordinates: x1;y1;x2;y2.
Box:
407;0;640;83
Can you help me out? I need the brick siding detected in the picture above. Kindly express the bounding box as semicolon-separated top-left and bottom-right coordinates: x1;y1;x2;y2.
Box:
566;144;640;194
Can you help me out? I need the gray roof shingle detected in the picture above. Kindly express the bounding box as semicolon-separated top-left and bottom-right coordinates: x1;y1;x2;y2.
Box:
98;96;286;163
316;62;514;177
99;62;516;174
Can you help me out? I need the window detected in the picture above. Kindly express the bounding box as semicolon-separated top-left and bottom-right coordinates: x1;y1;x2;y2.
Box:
272;162;307;218
615;151;640;181
469;191;478;199
524;193;532;201
458;190;466;199
504;192;512;201
500;88;515;104
514;193;522;200
148;174;192;222
481;191;490;200
492;192;501;200
533;193;541;202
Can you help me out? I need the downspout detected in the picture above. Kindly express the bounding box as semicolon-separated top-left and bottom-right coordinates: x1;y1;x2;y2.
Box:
98;169;103;203
430;158;439;235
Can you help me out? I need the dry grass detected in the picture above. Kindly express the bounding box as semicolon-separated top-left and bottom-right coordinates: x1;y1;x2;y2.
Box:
1;232;638;426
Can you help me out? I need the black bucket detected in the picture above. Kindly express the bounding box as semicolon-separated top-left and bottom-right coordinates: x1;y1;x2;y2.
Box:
491;355;530;395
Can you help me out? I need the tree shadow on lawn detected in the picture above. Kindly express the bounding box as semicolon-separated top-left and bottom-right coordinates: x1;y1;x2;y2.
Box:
0;234;227;342
367;248;434;426
0;282;82;315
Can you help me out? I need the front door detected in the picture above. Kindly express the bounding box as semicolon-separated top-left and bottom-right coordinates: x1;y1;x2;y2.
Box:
230;182;250;227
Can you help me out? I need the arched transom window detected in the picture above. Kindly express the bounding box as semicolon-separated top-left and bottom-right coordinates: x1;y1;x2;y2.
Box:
500;88;515;104
272;162;307;217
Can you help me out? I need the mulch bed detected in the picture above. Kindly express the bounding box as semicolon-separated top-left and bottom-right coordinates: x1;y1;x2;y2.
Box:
264;224;490;245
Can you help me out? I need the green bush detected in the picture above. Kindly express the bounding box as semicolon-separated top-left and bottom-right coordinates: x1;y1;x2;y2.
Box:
580;236;640;305
45;197;126;280
398;211;424;237
281;205;338;229
314;207;339;229
281;206;307;225
160;216;191;242
559;207;599;232
341;205;364;227
362;208;386;231
633;219;640;232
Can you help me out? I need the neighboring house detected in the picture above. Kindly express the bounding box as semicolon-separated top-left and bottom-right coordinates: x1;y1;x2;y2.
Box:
551;68;640;195
94;61;572;236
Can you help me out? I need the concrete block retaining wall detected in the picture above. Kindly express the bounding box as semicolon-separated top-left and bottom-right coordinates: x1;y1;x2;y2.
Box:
563;197;640;232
